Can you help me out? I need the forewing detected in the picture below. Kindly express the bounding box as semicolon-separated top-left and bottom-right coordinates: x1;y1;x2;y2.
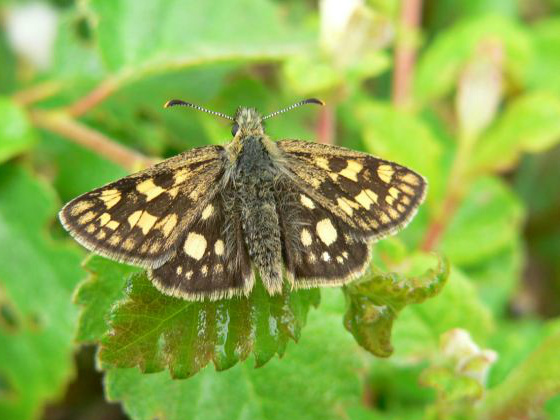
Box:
59;145;224;268
277;140;427;240
148;193;254;301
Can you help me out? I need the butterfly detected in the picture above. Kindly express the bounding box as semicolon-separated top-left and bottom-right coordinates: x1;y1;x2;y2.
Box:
59;98;427;301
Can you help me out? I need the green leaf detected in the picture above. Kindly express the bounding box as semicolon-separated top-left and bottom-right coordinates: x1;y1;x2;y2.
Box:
486;320;549;388
527;18;560;94
470;91;560;173
419;329;497;419
479;321;560;419
74;256;138;343
0;97;36;164
89;0;311;81
466;240;522;315
440;176;524;266
50;10;106;85
414;15;532;104
423;0;518;33
0;30;17;94
105;291;366;420
0;164;83;420
37;131;127;204
91;64;236;156
343;254;449;357
282;55;342;95
91;268;319;378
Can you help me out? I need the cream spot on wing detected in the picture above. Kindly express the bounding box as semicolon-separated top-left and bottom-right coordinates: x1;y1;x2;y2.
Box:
149;241;161;253
339;160;363;182
127;210;142;228
355;190;373;210
123;238;135;251
380;212;391;224
388;208;400;220
183;232;207;260
308;253;316;263
214;264;224;274
176;266;183;275
186;270;193;280
337;198;354;216
100;189;121;209
389;187;400;199
377;164;394;183
401;196;411;205
316;219;337;246
342;251;349;259
309;177;322;188
136;178;165;201
214;239;224;256
365;189;378;204
300;194;315;209
108;234;121;246
140;242;149;253
301;228;312;246
69;200;94;216
345;197;360;209
322;252;331;262
385;195;395;205
189;190;200;200
315;157;330;170
85;224;96;234
78;211;96;224
201;265;208;276
156;214;178;237
397;204;406;213
168;187;179;198
137;212;158;235
106;220;120;230
401;172;420;186
329;172;339;182
201;204;214;220
336;256;344;263
400;184;415;196
96;230;106;240
174;169;189;185
98;213;112;227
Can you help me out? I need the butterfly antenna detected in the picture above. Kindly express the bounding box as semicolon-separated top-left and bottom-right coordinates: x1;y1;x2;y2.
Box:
164;99;234;121
262;98;324;120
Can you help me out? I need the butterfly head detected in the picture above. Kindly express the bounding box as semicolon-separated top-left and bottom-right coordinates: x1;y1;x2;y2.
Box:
164;98;324;140
231;108;264;138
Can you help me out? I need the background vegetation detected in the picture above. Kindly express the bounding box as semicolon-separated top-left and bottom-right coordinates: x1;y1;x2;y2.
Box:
1;0;560;419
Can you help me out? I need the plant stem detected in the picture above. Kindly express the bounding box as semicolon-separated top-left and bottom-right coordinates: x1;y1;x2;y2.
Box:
12;81;63;106
30;110;156;172
66;77;122;118
316;102;336;144
392;0;423;107
421;135;474;251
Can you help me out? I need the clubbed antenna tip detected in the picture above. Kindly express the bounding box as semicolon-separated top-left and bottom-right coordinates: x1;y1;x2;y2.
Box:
263;98;325;120
163;99;234;121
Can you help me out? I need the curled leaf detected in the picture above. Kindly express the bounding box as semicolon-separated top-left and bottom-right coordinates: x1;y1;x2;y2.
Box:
343;254;449;357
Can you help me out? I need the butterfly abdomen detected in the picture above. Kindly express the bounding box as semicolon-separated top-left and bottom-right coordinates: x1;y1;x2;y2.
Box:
234;135;284;294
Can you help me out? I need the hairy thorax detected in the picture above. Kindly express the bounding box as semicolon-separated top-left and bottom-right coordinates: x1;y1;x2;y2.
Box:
229;135;284;293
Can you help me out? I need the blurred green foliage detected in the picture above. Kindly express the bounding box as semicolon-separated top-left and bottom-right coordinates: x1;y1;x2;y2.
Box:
1;0;560;419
